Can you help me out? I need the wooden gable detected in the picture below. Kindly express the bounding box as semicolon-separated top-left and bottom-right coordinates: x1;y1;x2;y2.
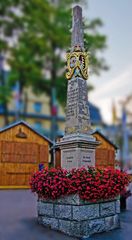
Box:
0;121;52;144
93;132;116;150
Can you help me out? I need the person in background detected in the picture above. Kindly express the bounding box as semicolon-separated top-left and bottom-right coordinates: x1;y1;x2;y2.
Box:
39;163;44;171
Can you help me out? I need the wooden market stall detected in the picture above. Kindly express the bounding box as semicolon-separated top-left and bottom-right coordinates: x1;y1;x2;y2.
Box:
0;120;53;189
93;130;118;169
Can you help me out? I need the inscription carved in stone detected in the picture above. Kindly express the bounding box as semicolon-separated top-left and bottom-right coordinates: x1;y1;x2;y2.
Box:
65;77;91;134
80;149;95;166
61;148;95;170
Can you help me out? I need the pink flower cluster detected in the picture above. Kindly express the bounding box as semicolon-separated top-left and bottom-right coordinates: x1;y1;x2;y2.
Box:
30;167;129;202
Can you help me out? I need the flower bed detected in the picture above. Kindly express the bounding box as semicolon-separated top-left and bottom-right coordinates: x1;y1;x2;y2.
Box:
30;167;129;202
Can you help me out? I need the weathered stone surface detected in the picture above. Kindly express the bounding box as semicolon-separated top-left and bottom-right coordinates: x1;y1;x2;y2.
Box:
38;198;57;203
61;143;97;170
105;216;114;231
61;147;79;169
39;195;94;206
113;214;120;228
59;219;71;235
54;5;99;170
56;194;84;205
65;77;91;136
59;220;89;237
71;221;88;237
100;201;115;217
37;202;53;217
105;214;120;231
73;204;99;221
79;148;95;167
38;216;43;225
55;205;72;219
72;6;84;48
40;216;59;230
38;199;120;237
39;195;118;206
88;218;105;234
70;221;81;237
116;200;120;213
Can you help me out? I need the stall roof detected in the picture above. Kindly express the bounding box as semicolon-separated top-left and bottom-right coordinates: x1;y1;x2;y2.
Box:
92;129;118;150
0;120;53;145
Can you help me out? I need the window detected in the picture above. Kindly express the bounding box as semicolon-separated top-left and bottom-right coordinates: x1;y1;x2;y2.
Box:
33;102;42;113
34;121;42;130
19;100;24;113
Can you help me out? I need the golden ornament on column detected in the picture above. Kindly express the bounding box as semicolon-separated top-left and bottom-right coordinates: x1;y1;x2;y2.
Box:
66;45;89;80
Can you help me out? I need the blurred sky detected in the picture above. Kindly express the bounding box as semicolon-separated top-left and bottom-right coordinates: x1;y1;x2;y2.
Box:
83;0;132;123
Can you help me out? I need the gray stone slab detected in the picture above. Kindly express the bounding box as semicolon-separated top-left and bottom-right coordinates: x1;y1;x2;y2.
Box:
116;200;120;213
38;198;57;204
105;215;114;231
40;216;59;230
100;201;116;217
37;202;53;217
57;195;118;205
39;195;117;206
71;221;88;237
105;214;120;231
56;194;80;205
70;221;81;237
113;214;120;228
56;194;87;205
59;219;89;237
59;219;71;235
55;205;72;219
88;218;105;234
73;204;99;221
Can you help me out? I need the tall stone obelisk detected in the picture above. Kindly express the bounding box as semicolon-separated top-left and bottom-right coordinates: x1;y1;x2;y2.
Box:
56;6;99;170
38;7;120;238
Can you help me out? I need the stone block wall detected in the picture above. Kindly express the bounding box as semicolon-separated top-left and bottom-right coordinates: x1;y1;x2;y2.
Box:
37;194;120;238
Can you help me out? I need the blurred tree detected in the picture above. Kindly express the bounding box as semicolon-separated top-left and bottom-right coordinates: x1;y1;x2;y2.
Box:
0;84;11;125
0;55;11;125
0;0;108;137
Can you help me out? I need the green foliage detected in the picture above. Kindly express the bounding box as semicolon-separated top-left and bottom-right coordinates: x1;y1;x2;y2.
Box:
0;0;108;106
0;85;11;104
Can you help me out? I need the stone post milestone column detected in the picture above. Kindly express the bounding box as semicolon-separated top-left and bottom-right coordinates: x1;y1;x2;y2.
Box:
56;6;99;170
38;7;120;238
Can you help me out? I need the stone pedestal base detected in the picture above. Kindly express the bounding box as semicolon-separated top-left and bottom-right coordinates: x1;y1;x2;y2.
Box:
37;195;120;238
56;133;99;170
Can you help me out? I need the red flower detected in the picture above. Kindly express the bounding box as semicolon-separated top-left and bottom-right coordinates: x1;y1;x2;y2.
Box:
29;167;130;202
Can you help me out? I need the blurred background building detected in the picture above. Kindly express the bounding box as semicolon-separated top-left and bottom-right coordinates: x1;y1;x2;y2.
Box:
0;61;104;139
0;0;132;171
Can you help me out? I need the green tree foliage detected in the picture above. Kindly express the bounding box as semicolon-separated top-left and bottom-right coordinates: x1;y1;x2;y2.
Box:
0;0;108;107
0;66;11;125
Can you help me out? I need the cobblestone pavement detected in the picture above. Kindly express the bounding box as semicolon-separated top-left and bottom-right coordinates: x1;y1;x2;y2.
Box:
0;189;132;240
